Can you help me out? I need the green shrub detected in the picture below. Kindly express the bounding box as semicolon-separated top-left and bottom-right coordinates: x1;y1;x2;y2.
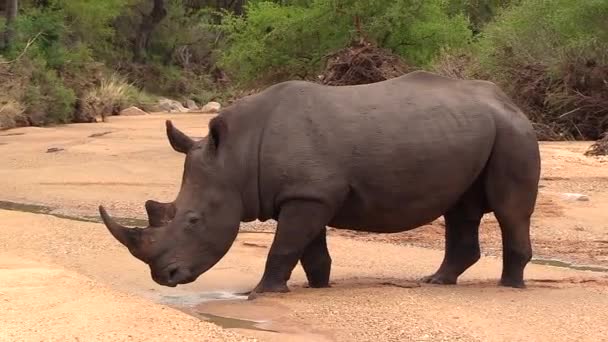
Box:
24;67;77;124
9;5;95;71
218;0;473;84
473;0;608;139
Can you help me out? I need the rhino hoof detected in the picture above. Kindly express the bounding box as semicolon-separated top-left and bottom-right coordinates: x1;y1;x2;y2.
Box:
420;274;457;285
248;281;290;299
499;278;526;289
307;282;331;289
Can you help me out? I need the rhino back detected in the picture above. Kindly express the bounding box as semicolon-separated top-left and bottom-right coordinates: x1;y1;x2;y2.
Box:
253;72;514;230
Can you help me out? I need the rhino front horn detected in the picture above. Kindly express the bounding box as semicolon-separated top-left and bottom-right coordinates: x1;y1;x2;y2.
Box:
99;205;142;250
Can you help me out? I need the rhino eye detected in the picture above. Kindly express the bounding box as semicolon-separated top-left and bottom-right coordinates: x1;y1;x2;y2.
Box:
188;216;200;224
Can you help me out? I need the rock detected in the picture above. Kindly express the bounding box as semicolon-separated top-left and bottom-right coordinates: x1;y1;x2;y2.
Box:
200;101;221;114
46;147;64;153
120;106;148;116
185;99;199;111
89;131;113;138
560;193;590;202
158;98;189;113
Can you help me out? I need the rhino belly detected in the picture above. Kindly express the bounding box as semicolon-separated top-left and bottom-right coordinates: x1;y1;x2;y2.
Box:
327;146;491;232
328;179;473;233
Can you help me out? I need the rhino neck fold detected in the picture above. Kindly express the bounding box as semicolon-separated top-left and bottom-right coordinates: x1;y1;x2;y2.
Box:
218;102;267;223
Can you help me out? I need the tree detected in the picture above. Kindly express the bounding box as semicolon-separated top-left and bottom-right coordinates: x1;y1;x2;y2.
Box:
3;0;18;50
133;0;167;62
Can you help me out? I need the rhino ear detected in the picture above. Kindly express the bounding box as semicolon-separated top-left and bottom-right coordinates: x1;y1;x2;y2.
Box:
166;120;194;154
208;116;227;153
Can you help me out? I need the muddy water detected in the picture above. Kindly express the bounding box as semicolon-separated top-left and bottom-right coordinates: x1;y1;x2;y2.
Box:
195;313;277;333
158;292;277;333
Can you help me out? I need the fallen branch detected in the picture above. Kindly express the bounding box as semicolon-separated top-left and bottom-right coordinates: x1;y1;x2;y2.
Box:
585;132;608;156
0;32;43;65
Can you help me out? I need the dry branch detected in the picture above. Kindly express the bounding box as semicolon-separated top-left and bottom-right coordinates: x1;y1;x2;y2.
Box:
0;31;43;65
319;38;410;86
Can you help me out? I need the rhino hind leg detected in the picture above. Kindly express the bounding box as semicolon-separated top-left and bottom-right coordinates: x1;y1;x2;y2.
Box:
300;227;332;288
249;200;333;298
494;214;532;288
486;164;536;288
484;127;539;289
422;183;484;285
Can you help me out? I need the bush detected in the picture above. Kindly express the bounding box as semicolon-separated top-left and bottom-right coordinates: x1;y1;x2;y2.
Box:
431;47;477;80
473;0;608;140
0;100;27;130
23;67;77;125
81;74;134;120
218;0;473;85
79;73;161;120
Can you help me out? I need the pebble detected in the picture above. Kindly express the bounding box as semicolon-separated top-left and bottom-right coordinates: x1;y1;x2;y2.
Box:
560;193;590;202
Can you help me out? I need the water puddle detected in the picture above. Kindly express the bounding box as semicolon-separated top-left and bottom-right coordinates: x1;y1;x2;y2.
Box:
158;291;249;306
531;257;608;273
194;312;277;333
157;291;278;333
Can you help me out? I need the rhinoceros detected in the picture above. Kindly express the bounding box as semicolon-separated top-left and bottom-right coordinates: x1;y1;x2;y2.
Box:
99;70;541;296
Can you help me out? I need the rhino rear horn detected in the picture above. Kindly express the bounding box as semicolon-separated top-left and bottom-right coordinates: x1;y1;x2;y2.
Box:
99;205;142;250
145;200;176;227
166;120;194;154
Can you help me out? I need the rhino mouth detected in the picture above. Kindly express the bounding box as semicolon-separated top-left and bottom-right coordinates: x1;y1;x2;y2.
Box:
152;262;198;287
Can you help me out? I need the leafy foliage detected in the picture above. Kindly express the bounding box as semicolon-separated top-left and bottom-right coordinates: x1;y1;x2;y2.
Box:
218;0;473;84
472;0;608;139
23;66;77;124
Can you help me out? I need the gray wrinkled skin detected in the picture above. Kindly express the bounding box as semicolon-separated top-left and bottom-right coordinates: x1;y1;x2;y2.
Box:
100;71;541;296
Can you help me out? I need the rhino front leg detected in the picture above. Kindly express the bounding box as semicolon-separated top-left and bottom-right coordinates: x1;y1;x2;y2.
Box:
300;227;332;288
250;200;332;296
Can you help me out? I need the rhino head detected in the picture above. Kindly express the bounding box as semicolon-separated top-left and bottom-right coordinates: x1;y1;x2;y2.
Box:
99;118;243;287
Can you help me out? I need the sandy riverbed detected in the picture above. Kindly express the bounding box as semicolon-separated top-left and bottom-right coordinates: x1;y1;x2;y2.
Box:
1;114;607;341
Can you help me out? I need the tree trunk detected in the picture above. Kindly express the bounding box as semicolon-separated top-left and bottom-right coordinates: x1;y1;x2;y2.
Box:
133;0;167;63
3;0;18;50
231;0;245;15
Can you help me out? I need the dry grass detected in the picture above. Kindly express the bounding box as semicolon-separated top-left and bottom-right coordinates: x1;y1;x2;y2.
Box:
0;100;26;130
80;74;134;122
432;49;475;80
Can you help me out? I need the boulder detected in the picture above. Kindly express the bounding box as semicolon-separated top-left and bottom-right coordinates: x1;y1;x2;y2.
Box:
185;99;199;111
120;106;148;116
158;98;189;113
200;101;221;114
